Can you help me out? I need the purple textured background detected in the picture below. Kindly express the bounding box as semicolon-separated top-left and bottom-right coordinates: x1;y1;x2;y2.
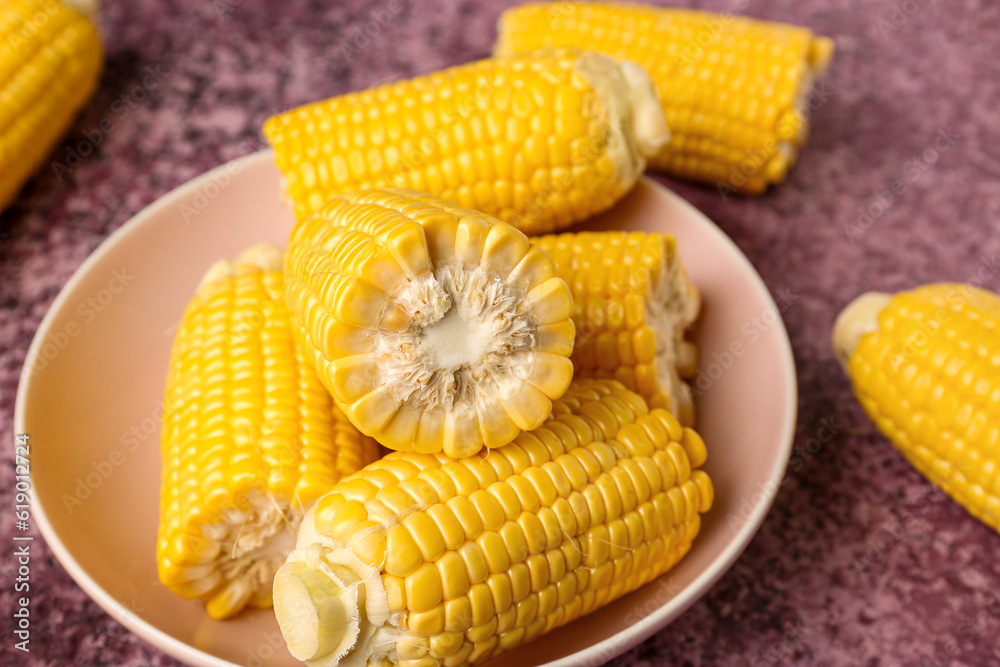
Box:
2;0;1000;665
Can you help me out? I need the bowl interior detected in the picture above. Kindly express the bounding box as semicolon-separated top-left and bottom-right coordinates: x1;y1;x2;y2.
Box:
15;152;795;667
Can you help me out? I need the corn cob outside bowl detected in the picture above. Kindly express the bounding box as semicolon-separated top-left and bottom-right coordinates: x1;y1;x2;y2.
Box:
834;283;1000;532
0;0;103;210
15;152;797;667
495;2;834;195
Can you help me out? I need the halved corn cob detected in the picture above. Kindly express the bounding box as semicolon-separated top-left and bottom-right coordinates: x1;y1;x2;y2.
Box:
284;188;576;458
0;0;103;209
158;244;381;620
264;46;669;235
535;231;700;425
495;2;834;195
834;284;1000;532
273;379;713;667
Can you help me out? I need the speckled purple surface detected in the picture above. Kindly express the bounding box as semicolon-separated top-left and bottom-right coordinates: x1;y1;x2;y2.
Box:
2;0;1000;665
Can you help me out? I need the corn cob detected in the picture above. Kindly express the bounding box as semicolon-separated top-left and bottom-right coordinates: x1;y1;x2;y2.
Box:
285;188;576;458
535;231;700;426
0;0;103;210
834;284;1000;532
158;244;381;620
495;2;834;195
273;379;713;667
264;47;669;235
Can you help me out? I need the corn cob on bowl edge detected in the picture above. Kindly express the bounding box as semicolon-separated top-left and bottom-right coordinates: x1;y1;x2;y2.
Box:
273;380;713;667
263;47;669;235
157;243;381;619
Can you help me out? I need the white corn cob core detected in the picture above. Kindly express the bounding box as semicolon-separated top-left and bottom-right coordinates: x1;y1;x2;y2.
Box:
274;505;392;667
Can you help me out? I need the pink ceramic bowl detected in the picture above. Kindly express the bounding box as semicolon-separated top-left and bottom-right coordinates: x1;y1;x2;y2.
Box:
15;151;796;667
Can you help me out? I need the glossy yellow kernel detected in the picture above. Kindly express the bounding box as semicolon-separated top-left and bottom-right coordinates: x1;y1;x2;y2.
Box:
467;582;496;627
486;573;514;615
345;520;387;567
386;524;424;577
507;476;541;514
523;467;559;507
487;482;522;521
450;542;487;587
426;504;466;550
404;512;447;562
465;636;498;664
406;562;444;613
430;631;465;659
437;551;471;600
384;574;407;611
469;489;506;532
446;496;484;541
514;594;539;629
476;531;511;574
444;596;473;632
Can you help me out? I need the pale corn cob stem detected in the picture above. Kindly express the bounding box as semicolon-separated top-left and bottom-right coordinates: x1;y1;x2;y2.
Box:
273;379;713;667
284;188;577;457
264;47;669;234
157;244;381;619
535;231;700;425
832;291;891;368
834;284;1000;533
495;2;834;195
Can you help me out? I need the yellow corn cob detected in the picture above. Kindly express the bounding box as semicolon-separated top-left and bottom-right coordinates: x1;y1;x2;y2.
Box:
263;47;669;235
0;0;103;209
285;188;576;458
158;244;381;620
273;379;713;667
535;231;700;426
833;284;1000;532
495;2;834;195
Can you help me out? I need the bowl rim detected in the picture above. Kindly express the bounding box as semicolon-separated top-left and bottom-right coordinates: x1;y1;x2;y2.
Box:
14;149;797;667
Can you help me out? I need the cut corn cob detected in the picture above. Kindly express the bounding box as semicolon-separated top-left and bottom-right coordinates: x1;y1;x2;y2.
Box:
158;244;381;620
535;231;700;425
284;188;576;458
495;2;834;195
834;284;1000;532
264;46;669;235
0;0;103;210
273;379;713;667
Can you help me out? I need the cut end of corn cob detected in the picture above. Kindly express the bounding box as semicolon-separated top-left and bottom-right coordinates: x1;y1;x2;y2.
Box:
831;291;891;369
264;47;666;234
495;2;834;195
0;0;103;211
285;188;576;457
838;283;1000;534
157;245;380;620
574;50;670;173
273;379;713;667
535;231;700;425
